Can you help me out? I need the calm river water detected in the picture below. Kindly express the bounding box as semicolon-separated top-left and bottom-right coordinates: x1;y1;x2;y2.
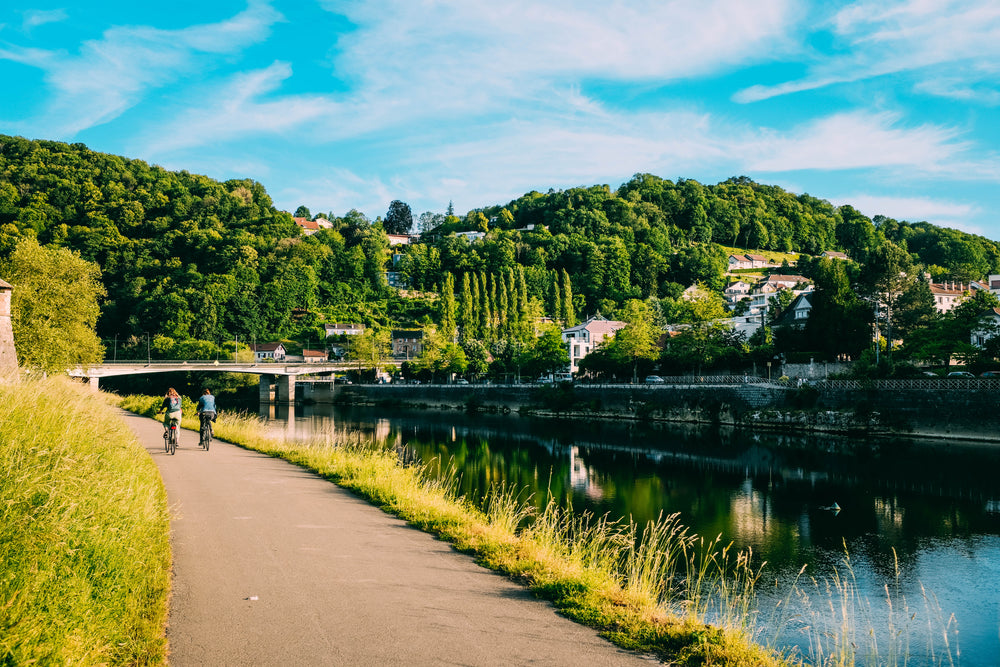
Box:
262;402;1000;665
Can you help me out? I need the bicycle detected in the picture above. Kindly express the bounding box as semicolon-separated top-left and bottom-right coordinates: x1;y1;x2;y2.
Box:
199;413;213;451
163;416;179;455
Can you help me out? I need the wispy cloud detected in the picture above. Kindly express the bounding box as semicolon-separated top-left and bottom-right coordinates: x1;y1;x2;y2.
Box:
141;62;340;155
735;0;1000;103
21;9;67;31
745;110;969;172
1;1;282;136
831;193;981;232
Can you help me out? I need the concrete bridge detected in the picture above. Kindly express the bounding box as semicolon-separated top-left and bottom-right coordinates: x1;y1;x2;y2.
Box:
67;360;401;403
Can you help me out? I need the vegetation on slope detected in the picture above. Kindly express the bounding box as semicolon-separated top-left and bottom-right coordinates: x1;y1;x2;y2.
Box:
0;377;171;665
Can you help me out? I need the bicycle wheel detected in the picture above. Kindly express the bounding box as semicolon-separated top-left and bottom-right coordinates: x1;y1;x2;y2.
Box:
168;427;177;455
163;429;169;453
203;426;211;451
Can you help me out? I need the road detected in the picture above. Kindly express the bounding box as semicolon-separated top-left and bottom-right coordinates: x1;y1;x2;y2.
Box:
122;411;659;666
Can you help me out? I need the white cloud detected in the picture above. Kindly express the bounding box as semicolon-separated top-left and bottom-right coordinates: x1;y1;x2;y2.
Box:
141;62;341;155
735;0;1000;103
745;111;968;172
2;1;283;136
831;193;981;232
21;9;68;31
323;0;800;119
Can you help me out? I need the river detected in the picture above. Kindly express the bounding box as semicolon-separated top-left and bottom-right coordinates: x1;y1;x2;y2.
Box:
261;402;1000;665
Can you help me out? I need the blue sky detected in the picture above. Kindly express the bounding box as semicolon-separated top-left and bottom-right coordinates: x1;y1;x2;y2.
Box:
2;1;999;238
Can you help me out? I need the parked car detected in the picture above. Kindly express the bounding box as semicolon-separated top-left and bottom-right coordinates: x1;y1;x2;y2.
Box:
455;378;469;384
644;375;665;384
980;371;1000;378
536;376;553;384
947;371;975;378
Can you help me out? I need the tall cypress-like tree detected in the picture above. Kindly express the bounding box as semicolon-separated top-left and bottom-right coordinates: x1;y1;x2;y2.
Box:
488;273;499;343
561;269;576;326
550;271;562;323
477;271;490;340
516;266;530;341
440;272;456;341
497;271;509;340
458;272;474;341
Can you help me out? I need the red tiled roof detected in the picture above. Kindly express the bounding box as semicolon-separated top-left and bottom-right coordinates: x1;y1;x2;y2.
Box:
293;217;319;230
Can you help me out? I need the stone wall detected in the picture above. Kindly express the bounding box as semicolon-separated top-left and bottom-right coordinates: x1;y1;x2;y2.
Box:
329;381;1000;442
0;279;18;378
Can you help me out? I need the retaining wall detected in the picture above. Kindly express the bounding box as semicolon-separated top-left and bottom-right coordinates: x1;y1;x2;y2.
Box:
329;382;1000;442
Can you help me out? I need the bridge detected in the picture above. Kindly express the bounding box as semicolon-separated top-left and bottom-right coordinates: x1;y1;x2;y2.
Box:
67;360;402;403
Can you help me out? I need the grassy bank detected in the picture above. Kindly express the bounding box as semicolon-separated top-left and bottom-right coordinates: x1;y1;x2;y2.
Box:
120;394;787;666
0;377;171;665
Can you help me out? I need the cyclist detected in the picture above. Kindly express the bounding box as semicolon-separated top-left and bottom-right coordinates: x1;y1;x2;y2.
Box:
196;388;217;443
157;387;182;433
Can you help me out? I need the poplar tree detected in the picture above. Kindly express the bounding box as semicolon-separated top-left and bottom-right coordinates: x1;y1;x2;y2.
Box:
515;266;530;341
561;269;576;327
440;273;456;341
488;273;499;343
550;271;562;323
458;272;474;341
477;271;490;340
497;271;509;340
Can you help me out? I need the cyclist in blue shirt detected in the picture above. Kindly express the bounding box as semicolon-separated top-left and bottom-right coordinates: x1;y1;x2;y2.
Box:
157;387;182;432
196;388;217;434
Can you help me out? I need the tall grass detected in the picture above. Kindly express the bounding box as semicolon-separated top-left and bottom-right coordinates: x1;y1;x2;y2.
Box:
119;395;783;665
0;378;170;665
766;548;960;667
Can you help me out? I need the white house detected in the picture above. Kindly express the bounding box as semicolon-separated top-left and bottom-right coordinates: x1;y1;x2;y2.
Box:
252;342;286;362
561;315;628;374
929;281;968;313
971;307;1000;348
723;280;753;309
325;323;365;337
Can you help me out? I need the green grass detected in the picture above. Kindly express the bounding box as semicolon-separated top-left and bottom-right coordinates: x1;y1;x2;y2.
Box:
0;377;170;665
120;394;790;666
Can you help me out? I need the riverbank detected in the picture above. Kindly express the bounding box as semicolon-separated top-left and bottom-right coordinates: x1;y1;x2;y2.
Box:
330;380;1000;443
0;377;170;665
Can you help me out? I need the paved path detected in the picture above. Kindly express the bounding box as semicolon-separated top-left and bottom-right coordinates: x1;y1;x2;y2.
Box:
122;412;659;666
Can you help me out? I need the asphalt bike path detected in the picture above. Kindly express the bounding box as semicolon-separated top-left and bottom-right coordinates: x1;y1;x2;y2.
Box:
123;411;659;666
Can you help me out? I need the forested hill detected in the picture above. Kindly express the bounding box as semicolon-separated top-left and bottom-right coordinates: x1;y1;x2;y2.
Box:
1;134;998;360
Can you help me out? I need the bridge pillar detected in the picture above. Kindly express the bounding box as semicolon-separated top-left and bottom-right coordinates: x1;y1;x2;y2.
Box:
276;375;295;404
259;374;275;402
87;376;100;392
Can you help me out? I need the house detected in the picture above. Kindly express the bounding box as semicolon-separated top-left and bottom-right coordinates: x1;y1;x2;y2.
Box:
821;250;850;260
302;349;329;363
723;280;753;308
391;329;424;358
293;217;333;236
385;271;407;288
971;308;1000;348
252;342;286;362
728;254;753;271
728;253;774;271
325;323;365;337
386;233;414;246
561;315;628;374
762;274;810;290
929;281;968;313
454;231;486;243
772;292;814;329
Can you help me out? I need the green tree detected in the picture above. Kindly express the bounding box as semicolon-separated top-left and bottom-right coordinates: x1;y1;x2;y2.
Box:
348;328;390;378
606;299;660;382
3;237;105;372
518;326;569;378
385;200;413;235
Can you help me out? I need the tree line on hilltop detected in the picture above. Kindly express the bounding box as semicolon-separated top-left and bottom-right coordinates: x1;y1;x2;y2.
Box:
2;134;1000;382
